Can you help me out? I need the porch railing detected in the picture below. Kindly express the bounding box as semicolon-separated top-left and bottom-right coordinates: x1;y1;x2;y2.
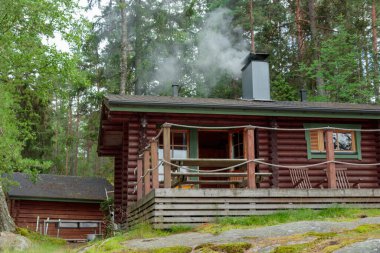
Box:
133;123;380;200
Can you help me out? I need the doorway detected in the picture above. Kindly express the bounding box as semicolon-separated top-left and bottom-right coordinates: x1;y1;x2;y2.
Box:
198;131;229;188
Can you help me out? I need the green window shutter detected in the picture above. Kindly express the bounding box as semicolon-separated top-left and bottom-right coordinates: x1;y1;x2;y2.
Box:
189;130;199;185
304;123;361;160
189;130;198;159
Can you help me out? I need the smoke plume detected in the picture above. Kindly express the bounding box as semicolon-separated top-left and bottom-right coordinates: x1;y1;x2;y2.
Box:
152;8;248;95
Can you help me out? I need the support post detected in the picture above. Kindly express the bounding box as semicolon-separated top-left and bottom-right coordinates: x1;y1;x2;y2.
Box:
137;158;143;200
270;119;279;188
150;140;159;189
325;129;337;189
228;131;234;189
163;124;171;188
244;127;256;189
143;150;151;195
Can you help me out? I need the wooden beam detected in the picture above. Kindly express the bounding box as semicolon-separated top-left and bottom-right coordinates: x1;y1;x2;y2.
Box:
150;140;159;189
244;127;256;189
171;158;247;167
143;150;151;195
137;159;143;200
163;124;171;188
325;129;337;189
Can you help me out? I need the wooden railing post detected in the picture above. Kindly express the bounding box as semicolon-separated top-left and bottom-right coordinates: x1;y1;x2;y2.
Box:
325;129;337;189
150;140;159;189
244;127;256;189
143;150;151;195
137;158;143;200
163;124;171;188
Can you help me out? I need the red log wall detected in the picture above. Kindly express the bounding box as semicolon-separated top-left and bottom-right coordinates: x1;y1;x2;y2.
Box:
9;200;105;240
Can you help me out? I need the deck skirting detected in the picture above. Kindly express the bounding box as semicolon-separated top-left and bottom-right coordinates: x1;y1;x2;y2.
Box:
127;189;380;229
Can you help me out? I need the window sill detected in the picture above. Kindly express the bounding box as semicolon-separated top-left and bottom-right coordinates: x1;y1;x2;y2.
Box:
309;152;361;160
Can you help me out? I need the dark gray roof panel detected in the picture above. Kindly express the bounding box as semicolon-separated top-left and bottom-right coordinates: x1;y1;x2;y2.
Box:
7;173;113;202
105;94;380;114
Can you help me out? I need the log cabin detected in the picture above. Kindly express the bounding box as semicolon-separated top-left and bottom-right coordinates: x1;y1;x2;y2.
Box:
98;53;380;228
7;173;113;241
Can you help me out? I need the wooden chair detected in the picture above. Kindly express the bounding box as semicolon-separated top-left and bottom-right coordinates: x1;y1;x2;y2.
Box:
334;168;361;189
289;168;324;189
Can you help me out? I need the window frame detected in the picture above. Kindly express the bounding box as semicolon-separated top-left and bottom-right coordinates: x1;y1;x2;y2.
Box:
304;123;362;160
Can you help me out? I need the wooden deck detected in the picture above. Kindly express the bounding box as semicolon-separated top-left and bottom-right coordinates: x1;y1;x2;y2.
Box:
127;188;380;229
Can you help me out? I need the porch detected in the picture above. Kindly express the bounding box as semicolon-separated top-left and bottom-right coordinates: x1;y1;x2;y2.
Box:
127;123;380;227
128;188;380;228
135;123;377;198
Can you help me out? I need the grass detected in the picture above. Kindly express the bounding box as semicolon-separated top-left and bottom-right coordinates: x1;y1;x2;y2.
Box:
195;242;252;253
4;228;70;253
83;223;193;253
6;208;380;253
196;207;380;234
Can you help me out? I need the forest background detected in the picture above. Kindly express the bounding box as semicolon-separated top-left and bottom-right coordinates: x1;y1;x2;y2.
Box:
0;0;379;182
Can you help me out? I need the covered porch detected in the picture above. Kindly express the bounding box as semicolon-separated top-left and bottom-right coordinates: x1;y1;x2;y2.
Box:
135;123;375;199
128;123;380;228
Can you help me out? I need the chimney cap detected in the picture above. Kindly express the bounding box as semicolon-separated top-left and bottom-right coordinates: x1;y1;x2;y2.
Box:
242;53;270;71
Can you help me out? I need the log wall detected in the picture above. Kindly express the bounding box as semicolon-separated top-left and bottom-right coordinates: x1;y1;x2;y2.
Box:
9;200;105;240
102;111;380;223
128;188;380;229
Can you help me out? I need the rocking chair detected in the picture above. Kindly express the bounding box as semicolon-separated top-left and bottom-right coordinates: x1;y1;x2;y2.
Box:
333;168;361;189
289;168;324;189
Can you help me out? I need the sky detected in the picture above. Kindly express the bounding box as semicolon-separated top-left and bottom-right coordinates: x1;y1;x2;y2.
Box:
49;0;103;52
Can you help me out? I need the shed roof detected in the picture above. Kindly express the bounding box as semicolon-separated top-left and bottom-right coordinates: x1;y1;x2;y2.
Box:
104;94;380;116
7;173;113;203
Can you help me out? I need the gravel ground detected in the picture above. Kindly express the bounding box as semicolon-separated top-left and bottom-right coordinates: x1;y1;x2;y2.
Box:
124;217;380;250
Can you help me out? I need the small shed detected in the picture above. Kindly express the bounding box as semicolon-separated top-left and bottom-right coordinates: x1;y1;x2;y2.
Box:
6;173;113;241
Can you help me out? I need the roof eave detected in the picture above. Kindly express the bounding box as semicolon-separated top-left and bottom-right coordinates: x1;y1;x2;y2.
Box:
106;100;380;116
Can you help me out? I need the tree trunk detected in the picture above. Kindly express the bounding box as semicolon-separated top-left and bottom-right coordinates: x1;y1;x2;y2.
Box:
134;0;144;95
308;0;325;96
249;0;255;53
372;0;379;102
65;101;72;176
296;0;304;60
0;186;15;232
119;0;128;95
73;94;80;176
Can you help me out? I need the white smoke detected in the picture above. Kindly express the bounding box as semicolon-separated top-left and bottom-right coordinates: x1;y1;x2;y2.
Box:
154;56;181;85
197;8;247;79
152;7;248;94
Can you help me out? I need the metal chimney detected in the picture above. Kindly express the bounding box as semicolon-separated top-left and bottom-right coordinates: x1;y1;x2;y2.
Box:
172;84;179;97
241;53;270;100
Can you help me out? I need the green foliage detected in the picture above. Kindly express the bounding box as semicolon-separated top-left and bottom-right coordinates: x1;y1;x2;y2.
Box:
271;75;298;101
125;223;172;240
300;24;371;103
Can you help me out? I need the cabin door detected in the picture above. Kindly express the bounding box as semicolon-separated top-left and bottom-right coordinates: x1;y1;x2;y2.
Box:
198;131;229;188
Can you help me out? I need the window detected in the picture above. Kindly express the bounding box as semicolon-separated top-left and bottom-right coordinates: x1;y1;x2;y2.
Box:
305;123;361;160
232;131;244;159
158;130;189;181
